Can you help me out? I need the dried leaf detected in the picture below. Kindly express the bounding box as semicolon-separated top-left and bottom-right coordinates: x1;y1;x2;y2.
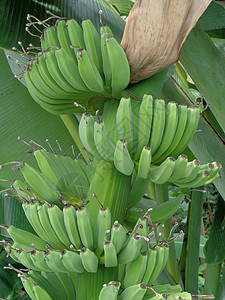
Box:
121;0;212;83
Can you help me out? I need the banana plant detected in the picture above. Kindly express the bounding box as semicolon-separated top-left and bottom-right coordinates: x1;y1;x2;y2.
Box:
0;0;225;299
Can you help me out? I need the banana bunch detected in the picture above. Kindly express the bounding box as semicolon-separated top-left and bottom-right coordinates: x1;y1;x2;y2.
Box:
98;281;192;300
21;18;130;114
20;270;77;300
11;148;91;206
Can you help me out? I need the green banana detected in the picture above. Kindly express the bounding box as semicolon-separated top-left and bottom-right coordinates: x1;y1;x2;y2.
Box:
105;36;130;98
149;98;166;156
95;207;112;257
173;160;200;185
55;272;76;300
55;47;89;92
33;284;52;300
142;248;157;285
124;252;148;288
94;119;116;162
37;203;66;250
79;112;101;158
120;283;148;300
98;281;120;300
100;25;114;88
30;250;52;272
80;247;99;273
114;139;134;176
5;225;47;250
169;154;188;182
20;163;61;205
170;106;201;158
118;233;142;264
77;48;105;94
67;19;85;59
116;97;134;152
42;26;60;49
13;249;40;271
20;275;36;300
61;249;84;273
63;204;83;249
150;157;176;184
128;175;150;208
44;249;68;272
137;147;152;179
47;205;71;249
111;221;127;254
134;94;154;160
82;19;103;74
40;271;66;300
104;239;118;267
152;101;178;163
56;20;76;59
76;206;94;250
148;245;166;285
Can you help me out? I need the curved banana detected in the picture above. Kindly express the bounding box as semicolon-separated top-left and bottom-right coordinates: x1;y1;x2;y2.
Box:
61;249;84;273
149;98;166;156
150;157;176;184
114;139;134;176
56;20;76;59
80;247;98;273
105;36;130;98
152;101;178;163
76;206;94;250
169;154;188;182
95;207;112;257
120;283;148;300
123;252;148;288
67;19;85;60
142;248;157;285
99;281;120;300
111;221;127;254
42;26;60;49
118;233;142;264
94;119;116;162
77;48;105;94
104;240;118;267
134;94;154;160
82;19;103;74
116;97;134;152
137;147;152;179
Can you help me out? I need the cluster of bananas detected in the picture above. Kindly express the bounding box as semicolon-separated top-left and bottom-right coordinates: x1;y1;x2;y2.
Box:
23;19;130;114
79;95;221;198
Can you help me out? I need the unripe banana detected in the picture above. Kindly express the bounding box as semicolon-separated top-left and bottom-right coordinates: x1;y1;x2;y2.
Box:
63;205;83;249
124;252;148;288
169;154;188;182
79;112;101;158
104;239;118;267
120;283;148;300
114;139;134;176
44;249;68;272
61;249;84;273
105;36;130;98
67;19;85;59
77;48;105;94
76;206;94;250
82;19;103;74
95;207;112;257
111;221;127;254
12;249;40;271
134;94;153;160
42;26;60;49
137;146;152;179
80;247;98;273
149;98;166;155
142;248;157;285
118;233;142;264
148;245;166;285
99;281;120;300
56;20;76;59
150;157;176;184
116;96;134;152
30;250;52;272
94;119;116;162
33;284;52;300
47;205;71;249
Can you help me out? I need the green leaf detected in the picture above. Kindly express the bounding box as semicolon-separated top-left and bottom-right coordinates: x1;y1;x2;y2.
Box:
180;23;225;132
204;194;225;264
199;1;225;31
103;0;132;16
0;0;125;50
211;37;225;56
0;194;35;238
0;251;24;299
0;49;77;185
161;78;225;202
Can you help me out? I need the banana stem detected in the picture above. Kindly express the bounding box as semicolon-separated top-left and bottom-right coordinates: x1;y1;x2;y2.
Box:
87;159;131;235
148;179;156;200
73;265;117;299
185;189;204;294
204;263;221;296
60;114;91;164
155;183;182;286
